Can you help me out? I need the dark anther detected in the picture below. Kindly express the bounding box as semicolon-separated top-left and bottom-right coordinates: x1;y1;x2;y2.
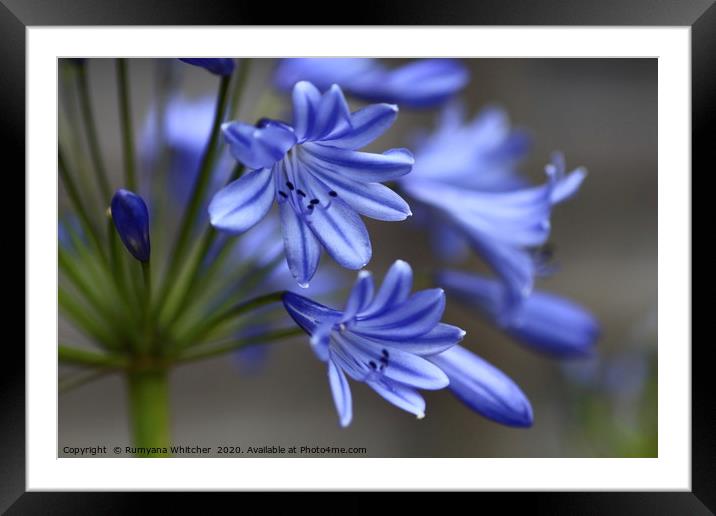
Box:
307;204;314;211
278;191;288;198
297;189;306;197
329;190;338;197
286;181;295;191
369;361;377;370
379;364;385;371
382;349;389;358
256;117;271;128
310;198;320;205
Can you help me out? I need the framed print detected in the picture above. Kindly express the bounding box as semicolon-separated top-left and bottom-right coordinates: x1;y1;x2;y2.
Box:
5;0;707;511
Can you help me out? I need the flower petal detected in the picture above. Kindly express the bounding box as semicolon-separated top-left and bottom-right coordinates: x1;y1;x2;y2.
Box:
367;378;426;418
208;167;275;234
440;270;599;357
341;332;450;390
328;357;353;427
323;103;399;149
341;271;374;322
282;291;342;334
380;59;469;108
308;166;411;221
310;321;332;361
355;288;446;340
291;81;322;142
428;345;533;427
508;290;599;357
222;120;296;170
314;84;352;140
304;195;372;270
279;200;321;287
301;143;414;183
360;259;414;318
389;323;465;356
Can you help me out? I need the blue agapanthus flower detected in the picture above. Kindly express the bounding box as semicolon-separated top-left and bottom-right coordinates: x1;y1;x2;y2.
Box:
110;189;151;262
438;270;599;357
283;260;532;427
209;81;413;287
402;104;586;302
274;58;469;108
179;58;235;76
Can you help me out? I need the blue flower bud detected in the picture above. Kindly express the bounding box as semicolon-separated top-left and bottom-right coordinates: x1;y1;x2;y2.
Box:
110;189;150;262
178;58;235;76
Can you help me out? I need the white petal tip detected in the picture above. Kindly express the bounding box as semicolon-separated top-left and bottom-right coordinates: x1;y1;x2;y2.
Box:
297;281;310;289
358;270;371;278
459;330;467;338
416;412;426;420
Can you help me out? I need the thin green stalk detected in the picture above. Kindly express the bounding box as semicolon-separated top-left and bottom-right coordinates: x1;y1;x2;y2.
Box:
163;163;248;325
76;61;112;204
176;327;303;364
60;368;115;394
59;345;129;368
157;75;231;311
141;261;152;310
175;291;285;350
126;369;171;456
58;288;115;346
59;248;125;343
228;58;251;119
59;149;106;261
116;58;137;191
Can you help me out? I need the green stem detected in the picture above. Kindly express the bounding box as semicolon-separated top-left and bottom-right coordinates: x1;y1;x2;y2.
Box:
60;368;115;394
58;149;106;261
176;290;285;349
157;75;231;312
59;288;115;346
76;61;112;204
164;163;247;325
126;369;171;457
116;59;137;191
59;345;128;368
228;58;251;119
176;327;303;364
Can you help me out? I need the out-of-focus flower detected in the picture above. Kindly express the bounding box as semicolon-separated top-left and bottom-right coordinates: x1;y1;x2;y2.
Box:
110;189;151;262
428;345;533;427
209;81;413;287
402;104;586;302
283;260;462;426
438;270;599;357
274;58;469;108
179;58;235;76
58;216;83;252
139;95;232;204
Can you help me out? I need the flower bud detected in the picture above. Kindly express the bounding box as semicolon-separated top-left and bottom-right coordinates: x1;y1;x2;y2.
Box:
110;189;150;262
179;58;235;76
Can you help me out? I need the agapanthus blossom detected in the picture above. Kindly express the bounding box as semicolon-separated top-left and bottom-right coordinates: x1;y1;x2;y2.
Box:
110;189;151;262
438;270;599;357
283;260;533;427
274;58;469;108
179;58;235;76
209;81;413;287
401;104;586;303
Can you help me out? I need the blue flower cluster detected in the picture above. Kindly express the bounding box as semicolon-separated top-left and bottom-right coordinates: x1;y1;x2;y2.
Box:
110;58;599;428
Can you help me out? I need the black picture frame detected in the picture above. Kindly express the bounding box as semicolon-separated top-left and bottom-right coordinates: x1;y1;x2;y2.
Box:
4;0;706;511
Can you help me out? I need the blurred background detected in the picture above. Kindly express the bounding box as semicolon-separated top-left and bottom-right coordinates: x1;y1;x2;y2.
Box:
59;58;657;457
